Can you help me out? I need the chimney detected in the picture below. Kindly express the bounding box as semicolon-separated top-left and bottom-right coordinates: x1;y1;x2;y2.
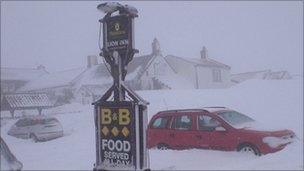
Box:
200;46;208;60
152;38;161;55
87;55;98;68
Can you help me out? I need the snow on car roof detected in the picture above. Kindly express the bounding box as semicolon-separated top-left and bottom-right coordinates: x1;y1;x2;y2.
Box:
159;107;229;114
202;107;230;113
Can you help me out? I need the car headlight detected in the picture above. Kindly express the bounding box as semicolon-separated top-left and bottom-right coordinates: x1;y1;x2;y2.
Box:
262;134;295;148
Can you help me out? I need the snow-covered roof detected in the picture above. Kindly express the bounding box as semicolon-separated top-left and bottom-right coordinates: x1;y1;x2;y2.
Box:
202;107;229;113
72;55;154;90
71;65;112;91
19;67;85;91
165;55;231;69
231;70;270;83
160;107;229;114
264;71;292;80
1;67;48;81
4;93;54;108
80;84;110;96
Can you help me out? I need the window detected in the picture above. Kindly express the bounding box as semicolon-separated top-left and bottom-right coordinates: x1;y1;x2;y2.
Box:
172;115;192;130
152;117;170;129
198;115;220;131
212;69;222;82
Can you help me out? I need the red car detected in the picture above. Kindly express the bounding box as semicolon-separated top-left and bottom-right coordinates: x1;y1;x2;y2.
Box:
147;107;295;155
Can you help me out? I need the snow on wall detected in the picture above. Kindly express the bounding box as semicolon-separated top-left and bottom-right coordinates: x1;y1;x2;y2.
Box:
231;70;270;83
154;75;194;89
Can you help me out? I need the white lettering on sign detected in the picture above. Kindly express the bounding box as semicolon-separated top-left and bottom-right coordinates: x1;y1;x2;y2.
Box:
119;39;129;46
104;151;129;160
107;41;119;47
104;158;131;165
107;39;129;48
102;139;131;152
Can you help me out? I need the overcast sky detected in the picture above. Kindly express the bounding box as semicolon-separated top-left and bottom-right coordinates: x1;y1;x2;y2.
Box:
1;1;303;74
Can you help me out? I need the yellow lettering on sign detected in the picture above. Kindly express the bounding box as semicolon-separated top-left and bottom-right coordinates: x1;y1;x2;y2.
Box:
101;108;131;125
119;109;130;125
101;108;112;124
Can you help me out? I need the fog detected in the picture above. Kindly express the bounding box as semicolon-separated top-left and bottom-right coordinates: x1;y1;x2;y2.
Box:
1;1;303;74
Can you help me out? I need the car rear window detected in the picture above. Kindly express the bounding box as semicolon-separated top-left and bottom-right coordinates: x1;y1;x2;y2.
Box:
152;117;170;129
218;111;254;126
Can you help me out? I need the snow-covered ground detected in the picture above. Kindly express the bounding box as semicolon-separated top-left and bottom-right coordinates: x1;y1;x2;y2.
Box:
1;78;303;170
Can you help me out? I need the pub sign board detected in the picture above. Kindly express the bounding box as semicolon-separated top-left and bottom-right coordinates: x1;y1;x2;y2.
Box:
97;101;136;170
103;15;133;57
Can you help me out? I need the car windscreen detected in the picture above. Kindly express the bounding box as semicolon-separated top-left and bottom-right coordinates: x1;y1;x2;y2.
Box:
218;111;254;127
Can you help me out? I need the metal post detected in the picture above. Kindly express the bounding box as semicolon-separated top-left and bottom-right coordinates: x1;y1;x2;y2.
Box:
135;104;140;170
112;51;125;101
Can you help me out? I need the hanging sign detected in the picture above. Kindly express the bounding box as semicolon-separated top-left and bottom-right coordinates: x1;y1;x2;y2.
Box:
103;15;133;56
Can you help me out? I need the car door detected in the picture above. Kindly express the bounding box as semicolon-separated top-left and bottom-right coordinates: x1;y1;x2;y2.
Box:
147;115;172;148
194;114;216;149
196;114;233;151
168;113;196;149
208;118;236;151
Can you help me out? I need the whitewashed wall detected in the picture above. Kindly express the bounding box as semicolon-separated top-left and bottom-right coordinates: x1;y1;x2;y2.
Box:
197;67;231;89
140;55;177;89
163;57;196;85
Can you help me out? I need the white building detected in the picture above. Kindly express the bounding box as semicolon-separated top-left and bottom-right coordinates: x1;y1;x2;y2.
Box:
71;38;192;104
126;38;192;90
165;46;232;89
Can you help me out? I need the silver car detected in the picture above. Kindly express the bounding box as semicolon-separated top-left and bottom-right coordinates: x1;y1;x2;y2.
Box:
8;116;63;142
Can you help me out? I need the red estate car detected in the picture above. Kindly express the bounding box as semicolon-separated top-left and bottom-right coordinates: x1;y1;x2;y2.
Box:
147;107;295;155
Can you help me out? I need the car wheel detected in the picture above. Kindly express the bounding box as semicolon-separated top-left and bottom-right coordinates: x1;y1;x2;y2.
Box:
237;144;260;156
29;133;39;143
157;143;169;150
